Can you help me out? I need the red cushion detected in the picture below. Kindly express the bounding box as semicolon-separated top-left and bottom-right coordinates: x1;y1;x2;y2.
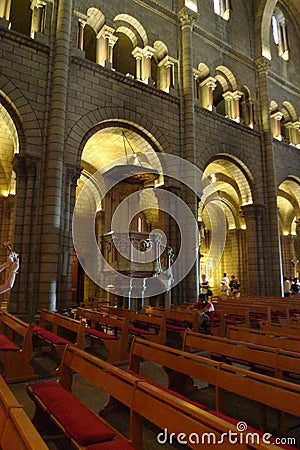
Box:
128;326;156;335
34;329;70;345
27;382;115;445
87;440;135;450
85;328;118;340
166;324;186;332
0;334;19;351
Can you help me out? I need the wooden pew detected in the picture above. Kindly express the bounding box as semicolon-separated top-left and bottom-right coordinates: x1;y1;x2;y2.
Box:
75;307;130;365
98;306;167;344
182;328;300;379
26;345;283;450
33;309;85;360
260;320;300;338
0;375;48;450
227;325;300;352
128;337;300;434
0;310;36;383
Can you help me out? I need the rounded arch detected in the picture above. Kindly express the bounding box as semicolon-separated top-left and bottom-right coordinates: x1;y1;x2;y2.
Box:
215;66;238;91
0;76;42;156
86;7;105;33
66;107;170;165
113;14;148;48
153;41;168;62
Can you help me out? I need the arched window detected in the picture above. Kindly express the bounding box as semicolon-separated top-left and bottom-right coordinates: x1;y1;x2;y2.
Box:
113;33;136;77
272;8;289;61
213;0;232;21
10;0;31;35
83;25;96;63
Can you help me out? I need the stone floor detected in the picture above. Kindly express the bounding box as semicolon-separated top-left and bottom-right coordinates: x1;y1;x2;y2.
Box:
7;334;300;449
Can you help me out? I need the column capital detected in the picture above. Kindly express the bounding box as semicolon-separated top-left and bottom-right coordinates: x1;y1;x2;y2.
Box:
31;0;47;9
271;111;283;122
200;76;217;90
177;7;198;28
132;46;143;59
142;45;155;59
255;56;272;74
96;24;115;40
66;163;83;185
74;10;88;23
158;55;177;68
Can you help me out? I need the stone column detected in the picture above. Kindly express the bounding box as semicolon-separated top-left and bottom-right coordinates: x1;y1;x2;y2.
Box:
241;204;266;295
199;76;217;111
96;25;118;69
77;17;86;51
0;0;11;20
232;90;243;122
256;56;283;295
10;155;41;316
178;5;199;301
40;0;73;310
141;45;155;84
158;56;177;93
30;0;46;37
223;91;234;119
270;111;283;140
132;47;143;81
58;163;82;309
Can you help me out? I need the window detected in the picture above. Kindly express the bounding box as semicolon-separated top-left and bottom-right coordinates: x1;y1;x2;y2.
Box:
272;9;289;61
213;0;232;21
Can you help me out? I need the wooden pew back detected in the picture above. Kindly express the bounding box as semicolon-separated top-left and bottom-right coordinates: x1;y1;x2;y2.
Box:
0;375;48;450
129;337;300;422
0;311;35;383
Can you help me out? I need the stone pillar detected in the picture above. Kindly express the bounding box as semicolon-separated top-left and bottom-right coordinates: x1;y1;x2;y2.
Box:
270;111;283;141
256;56;283;295
158;56;177;93
241;204;266;295
39;0;73;310
141;45;155;84
0;0;11;20
30;0;46;37
59;163;82;309
199;76;217;111
223;91;234;119
178;5;199;301
132;47;143;81
77;17;86;51
231;90;243;122
96;25;118;69
9;155;40;317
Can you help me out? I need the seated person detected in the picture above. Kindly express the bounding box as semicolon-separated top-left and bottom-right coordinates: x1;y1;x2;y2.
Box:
193;296;215;329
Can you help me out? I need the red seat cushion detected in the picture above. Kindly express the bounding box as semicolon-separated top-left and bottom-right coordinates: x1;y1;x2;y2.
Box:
34;329;70;345
0;334;19;351
87;440;135;450
166;324;186;332
128;326;156;335
27;382;115;445
85;328;118;340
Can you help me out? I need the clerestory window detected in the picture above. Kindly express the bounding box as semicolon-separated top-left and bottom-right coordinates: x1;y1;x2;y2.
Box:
213;0;232;21
271;9;289;61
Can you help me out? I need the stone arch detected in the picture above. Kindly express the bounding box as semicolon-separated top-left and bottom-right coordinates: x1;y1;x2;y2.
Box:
0;76;42;155
113;14;148;48
215;66;238;91
66;107;169;165
86;7;105;33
